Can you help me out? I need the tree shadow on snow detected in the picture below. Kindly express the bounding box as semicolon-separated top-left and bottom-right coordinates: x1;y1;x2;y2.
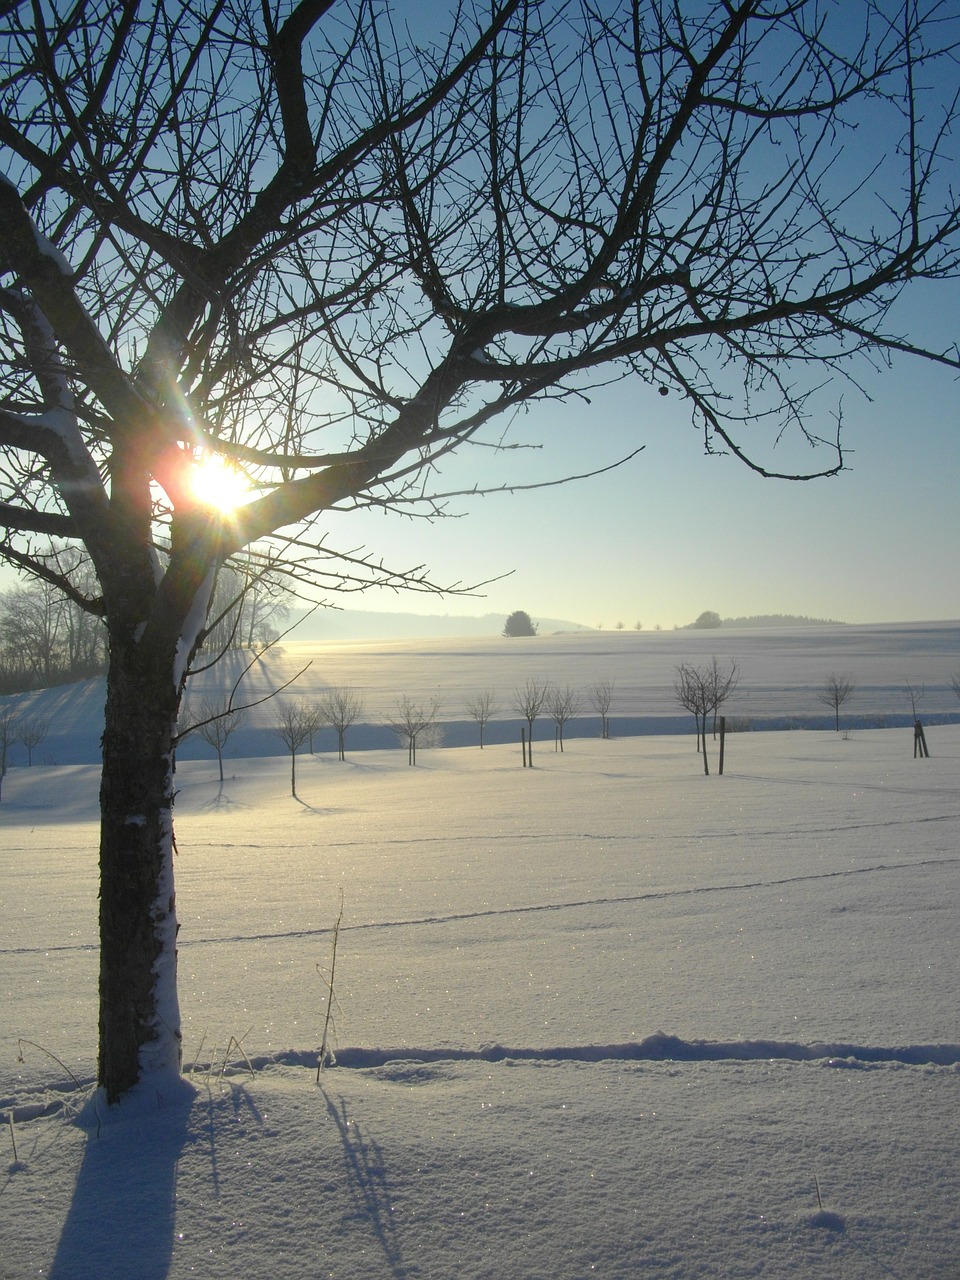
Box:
49;1084;194;1280
321;1089;415;1280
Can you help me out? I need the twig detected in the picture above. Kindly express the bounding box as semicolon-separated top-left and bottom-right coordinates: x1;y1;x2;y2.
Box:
17;1038;83;1090
219;1028;255;1080
317;892;344;1080
185;1031;208;1076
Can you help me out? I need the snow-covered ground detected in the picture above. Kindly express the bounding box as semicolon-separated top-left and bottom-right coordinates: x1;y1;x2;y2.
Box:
5;619;959;764
2;718;959;1278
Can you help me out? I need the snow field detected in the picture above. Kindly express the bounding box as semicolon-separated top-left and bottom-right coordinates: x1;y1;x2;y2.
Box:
1;725;959;1278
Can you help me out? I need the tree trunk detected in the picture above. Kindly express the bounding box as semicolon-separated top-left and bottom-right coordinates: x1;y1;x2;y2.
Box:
98;635;185;1103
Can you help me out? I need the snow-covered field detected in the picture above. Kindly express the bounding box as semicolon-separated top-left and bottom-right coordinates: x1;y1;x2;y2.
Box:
2;713;959;1277
5;619;960;765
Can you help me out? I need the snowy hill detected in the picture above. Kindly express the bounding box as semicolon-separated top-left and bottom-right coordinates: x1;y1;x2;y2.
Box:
2;619;957;767
285;606;590;640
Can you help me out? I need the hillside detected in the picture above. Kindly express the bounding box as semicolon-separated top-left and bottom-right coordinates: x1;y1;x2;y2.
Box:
722;613;846;628
285;607;590;641
3;619;957;767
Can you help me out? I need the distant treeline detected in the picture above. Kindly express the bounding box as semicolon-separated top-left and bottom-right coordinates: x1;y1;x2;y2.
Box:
0;549;292;695
722;614;845;628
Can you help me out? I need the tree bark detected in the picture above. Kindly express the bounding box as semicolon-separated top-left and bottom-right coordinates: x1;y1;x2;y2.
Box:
98;632;184;1102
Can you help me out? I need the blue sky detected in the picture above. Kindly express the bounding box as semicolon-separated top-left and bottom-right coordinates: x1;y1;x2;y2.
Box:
318;276;959;630
308;5;960;630
7;288;954;631
2;2;956;632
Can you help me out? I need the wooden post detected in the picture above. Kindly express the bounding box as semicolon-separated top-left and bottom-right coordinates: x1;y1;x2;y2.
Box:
914;720;930;758
718;716;726;776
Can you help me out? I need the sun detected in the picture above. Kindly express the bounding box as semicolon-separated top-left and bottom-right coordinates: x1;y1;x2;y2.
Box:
187;452;252;513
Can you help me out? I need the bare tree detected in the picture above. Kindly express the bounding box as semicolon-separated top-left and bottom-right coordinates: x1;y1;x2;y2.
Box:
182;699;247;784
16;716;49;766
706;658;740;737
200;560;292;658
0;552;107;692
465;690;499;749
950;672;960;701
548;685;582;752
238;558;293;650
320;687;365;761
905;680;925;720
387;695;442;766
513;679;550;764
273;700;315;798
818;674;856;733
302;700;328;754
0;584;61;689
589;679;615;740
0;708;18;801
3;2;959;1101
674;662;712;774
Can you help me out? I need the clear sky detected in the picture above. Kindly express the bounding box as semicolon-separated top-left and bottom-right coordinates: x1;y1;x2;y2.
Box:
2;3;957;632
305;6;960;633
317;277;959;630
8;292;953;631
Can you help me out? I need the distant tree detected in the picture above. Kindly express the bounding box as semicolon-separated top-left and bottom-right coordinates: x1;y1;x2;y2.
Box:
905;680;925;720
673;657;738;755
690;611;722;630
273;700;315;798
301;701;328;754
465;690;499;749
706;657;740;736
589;679;614;739
818;673;856;732
200;561;293;657
0;554;106;692
238;559;293;650
16;716;49;766
615;621;625;631
387;695;442;766
633;621;642;632
950;672;960;701
548;685;582;752
674;662;712;773
513;679;550;764
320;688;366;762
503;611;538;638
0;708;18;801
183;699;247;784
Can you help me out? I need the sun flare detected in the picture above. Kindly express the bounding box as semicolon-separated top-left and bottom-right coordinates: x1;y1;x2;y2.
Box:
188;453;252;513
